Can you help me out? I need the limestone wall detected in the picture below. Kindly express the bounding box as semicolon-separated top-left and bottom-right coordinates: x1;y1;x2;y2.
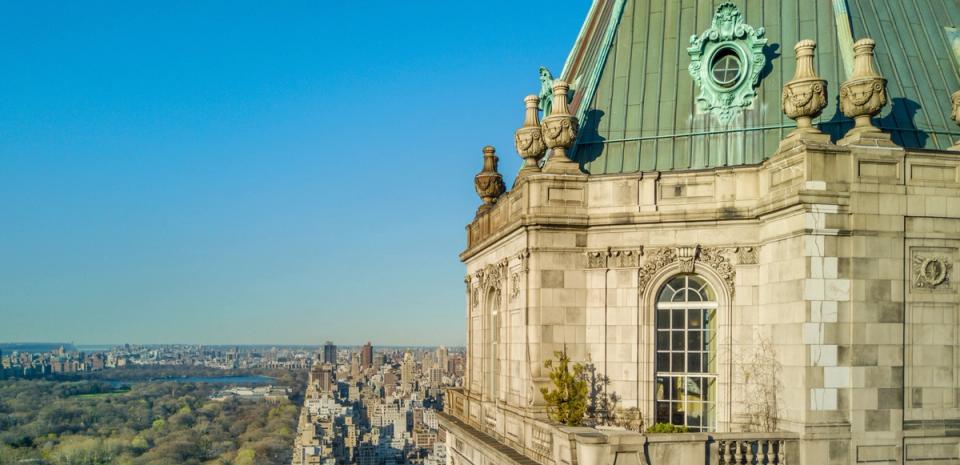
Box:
459;139;960;465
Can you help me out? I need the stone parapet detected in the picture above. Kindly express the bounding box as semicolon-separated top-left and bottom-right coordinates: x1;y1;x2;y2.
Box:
464;144;959;258
440;391;800;465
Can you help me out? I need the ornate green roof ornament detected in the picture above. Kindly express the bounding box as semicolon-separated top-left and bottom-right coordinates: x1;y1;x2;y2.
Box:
687;2;767;124
538;66;554;117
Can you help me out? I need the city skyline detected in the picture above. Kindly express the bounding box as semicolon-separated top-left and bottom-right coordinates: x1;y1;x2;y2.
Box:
0;1;588;345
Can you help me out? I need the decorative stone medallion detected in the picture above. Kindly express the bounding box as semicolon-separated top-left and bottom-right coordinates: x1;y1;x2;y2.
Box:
688;2;767;123
913;255;953;289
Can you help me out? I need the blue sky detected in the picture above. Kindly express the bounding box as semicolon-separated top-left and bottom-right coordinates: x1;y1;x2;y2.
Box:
0;2;588;345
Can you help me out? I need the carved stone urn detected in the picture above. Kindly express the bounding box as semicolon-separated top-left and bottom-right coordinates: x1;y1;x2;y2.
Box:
782;40;827;137
950;90;960;150
540;80;582;175
839;38;888;141
514;94;546;180
474;146;505;214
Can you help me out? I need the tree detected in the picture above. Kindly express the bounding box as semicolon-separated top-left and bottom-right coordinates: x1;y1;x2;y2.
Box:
739;335;782;432
540;349;588;426
580;362;620;427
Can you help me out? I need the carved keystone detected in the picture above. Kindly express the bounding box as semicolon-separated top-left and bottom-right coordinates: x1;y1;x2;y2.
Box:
474;146;505;214
514;95;546;181
782;40;827;138
839;38;890;144
540;80;582;175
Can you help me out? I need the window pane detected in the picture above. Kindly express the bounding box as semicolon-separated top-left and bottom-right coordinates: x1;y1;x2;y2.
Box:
658;285;674;303
656;376;669;400
687;353;701;373
656;309;670;329
704;403;715;427
704;350;717;373
667;276;686;291
671;401;684;425
671;309;684;329
688;330;701;351
686;288;702;302
671;353;684;372
656;352;669;371
704;378;716;402
657;331;669;350
656;402;669;423
687;309;702;329
671;331;685;351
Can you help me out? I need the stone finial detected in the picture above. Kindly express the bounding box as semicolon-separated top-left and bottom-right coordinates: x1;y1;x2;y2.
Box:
950;90;960;150
474;146;505;214
514;95;547;180
540;80;582;175
782;40;827;136
839;38;888;141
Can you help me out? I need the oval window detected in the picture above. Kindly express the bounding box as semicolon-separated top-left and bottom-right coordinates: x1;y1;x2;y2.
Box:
710;48;742;88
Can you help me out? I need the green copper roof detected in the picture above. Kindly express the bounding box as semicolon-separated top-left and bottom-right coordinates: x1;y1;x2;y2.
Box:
564;0;960;174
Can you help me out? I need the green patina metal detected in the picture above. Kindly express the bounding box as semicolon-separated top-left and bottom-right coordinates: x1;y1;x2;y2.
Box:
687;2;767;124
561;0;960;175
945;27;960;75
538;66;555;117
832;0;855;77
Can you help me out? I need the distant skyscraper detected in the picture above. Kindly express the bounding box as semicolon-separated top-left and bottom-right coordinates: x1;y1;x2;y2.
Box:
401;351;414;393
435;346;448;373
323;341;337;365
361;342;373;369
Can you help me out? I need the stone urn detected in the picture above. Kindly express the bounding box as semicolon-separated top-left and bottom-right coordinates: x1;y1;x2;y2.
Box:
540;80;582;175
839;38;887;139
514;94;547;180
782;40;827;137
474;146;505;214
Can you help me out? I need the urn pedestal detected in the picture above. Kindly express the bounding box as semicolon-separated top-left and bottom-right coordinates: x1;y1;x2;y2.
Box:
838;38;893;146
541;80;583;175
474;146;505;214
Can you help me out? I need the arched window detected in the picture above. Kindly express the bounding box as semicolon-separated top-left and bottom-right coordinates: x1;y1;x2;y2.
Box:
489;289;501;400
654;274;717;431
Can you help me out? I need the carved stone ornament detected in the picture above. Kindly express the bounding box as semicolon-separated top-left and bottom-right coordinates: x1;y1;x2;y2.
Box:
687;2;767;124
950;90;960;150
514;95;547;180
515;249;530;272
509;272;520;302
586;250;609;269
541;80;582;175
610;248;643;268
638;246;736;297
913;256;953;289
839;38;887;138
474;146;505;214
782;40;827;136
734;246;758;265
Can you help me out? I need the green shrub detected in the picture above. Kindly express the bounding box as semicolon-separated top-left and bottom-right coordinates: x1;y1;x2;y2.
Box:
645;422;689;433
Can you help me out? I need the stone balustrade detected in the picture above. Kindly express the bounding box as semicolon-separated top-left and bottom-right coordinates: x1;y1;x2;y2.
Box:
442;388;799;465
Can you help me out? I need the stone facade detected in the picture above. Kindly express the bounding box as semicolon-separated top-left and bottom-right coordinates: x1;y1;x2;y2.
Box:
440;3;960;465
444;126;960;465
